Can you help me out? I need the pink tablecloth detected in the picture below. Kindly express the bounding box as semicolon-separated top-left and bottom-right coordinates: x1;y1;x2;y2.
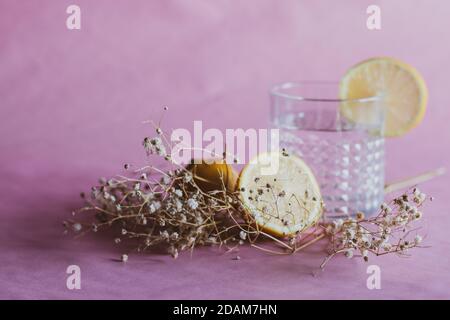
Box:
1;168;449;299
1;0;450;299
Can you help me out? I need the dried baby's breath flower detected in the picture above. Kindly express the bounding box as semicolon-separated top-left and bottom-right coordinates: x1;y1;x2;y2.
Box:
67;114;431;272
72;223;82;232
67;120;265;259
320;188;430;270
344;248;354;258
187;198;199;210
414;235;423;245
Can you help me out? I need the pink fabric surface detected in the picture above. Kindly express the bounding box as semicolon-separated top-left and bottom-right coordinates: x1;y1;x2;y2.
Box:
1;0;450;299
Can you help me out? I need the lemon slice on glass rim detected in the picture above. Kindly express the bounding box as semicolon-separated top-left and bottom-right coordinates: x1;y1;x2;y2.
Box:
237;151;323;238
339;57;428;137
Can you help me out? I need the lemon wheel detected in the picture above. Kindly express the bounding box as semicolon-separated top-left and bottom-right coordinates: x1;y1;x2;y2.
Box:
340;57;428;137
237;151;323;237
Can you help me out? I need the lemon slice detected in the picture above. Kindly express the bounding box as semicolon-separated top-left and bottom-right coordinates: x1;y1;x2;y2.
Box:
237;151;323;237
340;57;428;137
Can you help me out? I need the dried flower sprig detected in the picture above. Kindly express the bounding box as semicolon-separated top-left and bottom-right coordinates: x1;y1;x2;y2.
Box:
320;188;431;270
67;160;239;259
65;112;308;259
65;109;431;270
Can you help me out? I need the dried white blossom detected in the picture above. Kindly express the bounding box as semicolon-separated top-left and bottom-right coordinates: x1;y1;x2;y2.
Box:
149;203;157;213
332;219;344;231
72;223;82;232
344;249;354;259
172;189;182;197
160;230;169;239
414;235;423;245
174;199;183;212
195;216;204;224
183;173;192;183
187;198;199;210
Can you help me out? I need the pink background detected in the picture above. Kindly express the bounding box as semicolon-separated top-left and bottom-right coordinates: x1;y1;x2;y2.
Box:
1;0;450;299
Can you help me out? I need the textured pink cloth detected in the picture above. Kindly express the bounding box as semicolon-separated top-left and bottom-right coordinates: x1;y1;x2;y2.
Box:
1;0;450;299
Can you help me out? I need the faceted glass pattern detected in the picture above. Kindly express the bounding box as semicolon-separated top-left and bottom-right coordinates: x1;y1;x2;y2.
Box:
270;82;385;221
279;129;384;220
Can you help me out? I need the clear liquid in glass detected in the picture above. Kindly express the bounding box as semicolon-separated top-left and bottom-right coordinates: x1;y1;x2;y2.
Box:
278;127;384;220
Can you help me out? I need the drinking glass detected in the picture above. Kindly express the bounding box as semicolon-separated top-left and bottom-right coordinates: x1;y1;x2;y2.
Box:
270;82;385;221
